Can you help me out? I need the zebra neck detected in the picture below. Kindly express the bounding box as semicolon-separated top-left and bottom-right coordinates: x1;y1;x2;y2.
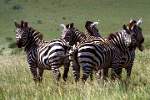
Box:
24;43;37;52
24;38;40;51
25;31;44;50
110;35;128;52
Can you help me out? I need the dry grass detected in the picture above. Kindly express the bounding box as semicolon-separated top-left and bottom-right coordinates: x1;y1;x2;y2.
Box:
0;50;150;100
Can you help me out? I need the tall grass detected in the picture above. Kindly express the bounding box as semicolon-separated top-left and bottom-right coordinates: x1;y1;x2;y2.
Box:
0;49;150;100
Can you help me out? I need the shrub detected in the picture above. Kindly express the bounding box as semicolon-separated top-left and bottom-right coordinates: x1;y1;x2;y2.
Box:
12;4;23;10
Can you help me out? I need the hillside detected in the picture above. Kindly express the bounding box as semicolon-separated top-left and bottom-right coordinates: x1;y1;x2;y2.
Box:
0;0;150;47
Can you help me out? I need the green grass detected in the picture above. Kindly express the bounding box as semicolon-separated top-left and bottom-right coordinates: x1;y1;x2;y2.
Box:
0;50;150;100
0;0;150;99
0;0;150;48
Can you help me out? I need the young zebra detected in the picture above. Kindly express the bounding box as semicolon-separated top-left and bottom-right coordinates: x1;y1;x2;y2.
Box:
72;22;142;82
111;19;144;79
15;21;72;83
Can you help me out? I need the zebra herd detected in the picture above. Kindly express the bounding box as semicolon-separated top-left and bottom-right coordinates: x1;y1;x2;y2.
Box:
14;19;144;84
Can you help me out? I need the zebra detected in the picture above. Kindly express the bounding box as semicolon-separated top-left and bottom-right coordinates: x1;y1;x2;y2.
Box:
15;20;74;83
69;21;143;82
111;19;144;79
60;21;103;81
80;19;144;81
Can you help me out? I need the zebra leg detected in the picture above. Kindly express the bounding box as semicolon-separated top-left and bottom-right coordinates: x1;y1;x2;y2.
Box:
126;66;132;80
38;68;44;82
29;66;39;83
63;62;70;81
72;61;80;82
69;48;80;82
82;65;93;83
103;68;109;80
111;67;122;80
90;71;93;81
51;66;61;81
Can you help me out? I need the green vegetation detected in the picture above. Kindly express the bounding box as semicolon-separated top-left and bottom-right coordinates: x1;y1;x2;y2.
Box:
0;0;150;99
0;50;150;100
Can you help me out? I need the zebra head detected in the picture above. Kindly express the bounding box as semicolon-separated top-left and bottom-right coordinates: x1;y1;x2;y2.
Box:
61;23;85;46
15;21;43;48
60;23;75;42
14;20;30;48
85;21;101;37
126;19;144;51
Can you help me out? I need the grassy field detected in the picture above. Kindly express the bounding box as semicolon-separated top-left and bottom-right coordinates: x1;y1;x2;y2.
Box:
0;0;150;99
0;50;150;100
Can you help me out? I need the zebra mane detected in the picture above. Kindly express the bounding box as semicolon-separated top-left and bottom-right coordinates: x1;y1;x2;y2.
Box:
28;27;43;41
108;32;117;40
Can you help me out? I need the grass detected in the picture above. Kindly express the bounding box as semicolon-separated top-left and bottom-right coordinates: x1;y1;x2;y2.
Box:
0;49;150;100
0;0;150;99
0;0;150;48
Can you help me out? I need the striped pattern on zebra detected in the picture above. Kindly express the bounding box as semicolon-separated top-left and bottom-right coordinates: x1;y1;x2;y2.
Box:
60;21;103;81
111;19;144;79
61;21;103;47
71;21;143;82
15;21;71;83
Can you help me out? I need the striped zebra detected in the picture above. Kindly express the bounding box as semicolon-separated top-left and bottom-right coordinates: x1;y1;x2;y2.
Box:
111;19;144;79
61;21;103;81
68;21;143;82
15;21;73;83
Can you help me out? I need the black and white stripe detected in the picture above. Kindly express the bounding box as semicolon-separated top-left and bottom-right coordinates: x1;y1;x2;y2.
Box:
72;24;138;82
111;19;144;79
15;21;70;82
61;21;103;81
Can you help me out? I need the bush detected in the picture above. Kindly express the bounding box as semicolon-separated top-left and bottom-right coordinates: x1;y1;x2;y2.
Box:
37;20;42;24
8;42;17;48
5;37;13;42
12;4;23;10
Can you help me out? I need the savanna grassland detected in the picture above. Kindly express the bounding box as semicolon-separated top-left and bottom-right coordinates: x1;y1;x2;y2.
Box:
0;0;150;100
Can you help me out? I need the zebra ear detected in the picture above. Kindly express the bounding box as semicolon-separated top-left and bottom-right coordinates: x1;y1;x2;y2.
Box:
14;22;20;28
20;20;24;28
123;24;127;30
90;22;99;28
136;18;142;26
129;19;133;23
24;22;28;28
60;24;67;30
70;23;74;28
66;24;69;28
85;21;92;29
128;20;136;30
